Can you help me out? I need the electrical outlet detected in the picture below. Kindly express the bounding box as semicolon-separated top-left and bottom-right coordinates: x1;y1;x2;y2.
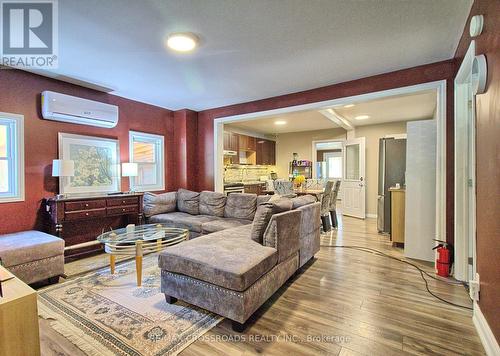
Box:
469;273;480;301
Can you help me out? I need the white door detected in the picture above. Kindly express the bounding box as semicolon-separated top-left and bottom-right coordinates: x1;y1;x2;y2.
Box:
342;137;366;219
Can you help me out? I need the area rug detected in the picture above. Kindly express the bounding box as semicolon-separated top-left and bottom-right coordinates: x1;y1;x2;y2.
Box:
38;254;223;356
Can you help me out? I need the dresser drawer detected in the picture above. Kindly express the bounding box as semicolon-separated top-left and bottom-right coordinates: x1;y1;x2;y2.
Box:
107;205;138;216
65;200;106;212
65;208;106;221
107;197;139;207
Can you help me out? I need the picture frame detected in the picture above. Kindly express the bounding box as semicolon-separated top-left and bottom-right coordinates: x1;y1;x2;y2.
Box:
58;133;120;195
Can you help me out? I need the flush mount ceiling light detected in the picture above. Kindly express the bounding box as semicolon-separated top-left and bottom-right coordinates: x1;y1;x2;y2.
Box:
274;120;287;125
354;115;370;120
166;32;199;52
343;104;355;108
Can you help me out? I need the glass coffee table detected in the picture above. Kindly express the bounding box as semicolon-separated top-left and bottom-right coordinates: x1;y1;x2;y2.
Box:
97;224;189;286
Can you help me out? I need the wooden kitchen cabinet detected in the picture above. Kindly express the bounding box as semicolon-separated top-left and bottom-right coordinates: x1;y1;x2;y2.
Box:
223;131;239;151
389;188;405;246
256;139;276;165
244;183;266;195
238;134;256;151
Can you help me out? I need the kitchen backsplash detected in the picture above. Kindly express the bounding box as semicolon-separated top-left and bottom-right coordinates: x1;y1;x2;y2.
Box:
224;165;276;183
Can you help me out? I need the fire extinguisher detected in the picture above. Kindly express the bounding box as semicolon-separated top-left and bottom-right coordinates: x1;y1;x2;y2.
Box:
433;241;452;277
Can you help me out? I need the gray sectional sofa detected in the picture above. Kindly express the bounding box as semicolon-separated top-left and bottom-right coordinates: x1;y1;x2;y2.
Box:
144;189;320;331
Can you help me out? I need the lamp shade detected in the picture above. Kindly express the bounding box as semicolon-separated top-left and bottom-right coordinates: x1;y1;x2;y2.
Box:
122;162;138;177
52;160;74;177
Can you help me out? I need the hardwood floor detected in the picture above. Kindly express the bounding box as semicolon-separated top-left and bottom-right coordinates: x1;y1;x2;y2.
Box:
39;213;485;356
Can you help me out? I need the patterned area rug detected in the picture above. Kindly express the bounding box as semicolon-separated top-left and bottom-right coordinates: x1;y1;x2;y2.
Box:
38;254;222;356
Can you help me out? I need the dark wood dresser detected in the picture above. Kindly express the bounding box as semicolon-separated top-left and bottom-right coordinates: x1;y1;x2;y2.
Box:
44;193;143;259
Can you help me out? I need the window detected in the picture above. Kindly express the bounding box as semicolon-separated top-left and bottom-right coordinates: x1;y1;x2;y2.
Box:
0;113;24;203
324;152;342;179
129;131;164;191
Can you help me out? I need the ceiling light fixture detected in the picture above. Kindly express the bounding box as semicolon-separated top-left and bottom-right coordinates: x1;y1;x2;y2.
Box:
166;32;199;52
343;104;355;108
354;115;370;120
274;120;287;125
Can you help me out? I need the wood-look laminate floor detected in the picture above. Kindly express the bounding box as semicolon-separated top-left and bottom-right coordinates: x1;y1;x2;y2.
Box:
39;213;485;356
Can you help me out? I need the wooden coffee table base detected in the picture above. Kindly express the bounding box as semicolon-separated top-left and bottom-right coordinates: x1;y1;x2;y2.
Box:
104;235;186;287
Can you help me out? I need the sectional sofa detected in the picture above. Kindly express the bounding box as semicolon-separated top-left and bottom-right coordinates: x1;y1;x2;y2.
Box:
144;189;321;331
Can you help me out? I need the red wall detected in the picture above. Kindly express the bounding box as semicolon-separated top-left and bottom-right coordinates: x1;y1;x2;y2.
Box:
0;69;175;234
172;109;198;190
197;60;457;242
455;0;500;341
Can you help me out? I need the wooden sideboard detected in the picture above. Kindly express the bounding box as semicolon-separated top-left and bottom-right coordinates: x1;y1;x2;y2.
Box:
45;193;143;259
0;266;40;356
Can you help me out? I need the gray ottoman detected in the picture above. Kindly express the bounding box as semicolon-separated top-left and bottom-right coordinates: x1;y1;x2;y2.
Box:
0;230;64;284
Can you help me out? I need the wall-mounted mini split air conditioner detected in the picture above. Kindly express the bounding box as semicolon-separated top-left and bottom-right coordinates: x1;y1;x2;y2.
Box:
41;91;119;128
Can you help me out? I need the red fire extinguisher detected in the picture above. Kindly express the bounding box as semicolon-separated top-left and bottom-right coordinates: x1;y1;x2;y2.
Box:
433;241;451;277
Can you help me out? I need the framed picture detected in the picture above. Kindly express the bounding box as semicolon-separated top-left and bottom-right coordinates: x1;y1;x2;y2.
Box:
58;133;120;195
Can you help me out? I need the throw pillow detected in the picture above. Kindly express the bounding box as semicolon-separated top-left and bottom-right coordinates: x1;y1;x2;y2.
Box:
143;191;177;218
177;189;200;215
199;191;226;217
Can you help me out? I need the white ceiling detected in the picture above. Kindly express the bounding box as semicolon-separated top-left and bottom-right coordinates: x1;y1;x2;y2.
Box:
334;90;437;126
47;0;471;110
227;110;339;134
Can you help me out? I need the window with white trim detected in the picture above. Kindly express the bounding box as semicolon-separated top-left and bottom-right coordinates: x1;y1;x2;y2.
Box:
129;131;165;191
0;113;24;203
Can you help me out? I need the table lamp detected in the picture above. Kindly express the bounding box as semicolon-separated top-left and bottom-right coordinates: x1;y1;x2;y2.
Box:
52;159;75;199
122;162;138;193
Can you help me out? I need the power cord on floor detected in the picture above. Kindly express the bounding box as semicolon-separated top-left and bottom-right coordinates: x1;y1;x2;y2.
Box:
320;244;473;310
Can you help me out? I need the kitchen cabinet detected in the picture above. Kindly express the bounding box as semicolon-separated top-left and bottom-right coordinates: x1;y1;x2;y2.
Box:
238;134;256;151
244;183;266;195
256;139;276;165
390;188;405;246
223;132;239;151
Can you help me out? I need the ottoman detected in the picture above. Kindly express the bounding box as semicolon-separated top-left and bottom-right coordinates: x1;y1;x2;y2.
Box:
0;230;64;284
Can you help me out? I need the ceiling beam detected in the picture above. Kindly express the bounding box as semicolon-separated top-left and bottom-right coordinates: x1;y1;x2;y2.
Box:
319;109;355;131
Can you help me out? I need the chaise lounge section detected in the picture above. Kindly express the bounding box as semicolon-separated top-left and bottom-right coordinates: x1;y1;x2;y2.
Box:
153;189;321;330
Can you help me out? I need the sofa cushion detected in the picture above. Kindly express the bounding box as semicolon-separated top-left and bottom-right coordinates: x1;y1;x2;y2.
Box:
177;189;200;215
143;191;177;218
148;212;219;233
256;195;272;205
250;198;293;243
199;191;226;217
159;232;278;292
224;193;257;220
290;194;317;209
201;218;251;234
0;231;64;267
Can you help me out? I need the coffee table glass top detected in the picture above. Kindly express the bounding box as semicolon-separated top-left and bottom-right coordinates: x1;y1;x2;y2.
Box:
97;223;189;244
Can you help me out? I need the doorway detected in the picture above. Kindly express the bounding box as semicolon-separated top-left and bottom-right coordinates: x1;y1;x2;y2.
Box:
454;41;477;282
213;80;447;241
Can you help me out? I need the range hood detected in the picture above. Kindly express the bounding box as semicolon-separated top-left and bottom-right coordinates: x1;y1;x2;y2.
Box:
223;150;238;156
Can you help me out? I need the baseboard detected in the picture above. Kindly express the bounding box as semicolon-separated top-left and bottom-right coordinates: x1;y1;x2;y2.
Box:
366;214;377;219
473;302;500;356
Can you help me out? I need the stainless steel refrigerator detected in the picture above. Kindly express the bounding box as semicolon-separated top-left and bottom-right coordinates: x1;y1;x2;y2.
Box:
377;138;407;233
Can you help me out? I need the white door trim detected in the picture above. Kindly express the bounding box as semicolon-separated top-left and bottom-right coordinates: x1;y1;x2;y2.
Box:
473;302;500;356
213;80;447;243
454;41;477;282
311;138;346;179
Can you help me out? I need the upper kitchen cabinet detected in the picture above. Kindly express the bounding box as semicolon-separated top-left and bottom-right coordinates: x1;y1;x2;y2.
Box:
223;131;239;151
238;134;256;151
256;139;276;165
